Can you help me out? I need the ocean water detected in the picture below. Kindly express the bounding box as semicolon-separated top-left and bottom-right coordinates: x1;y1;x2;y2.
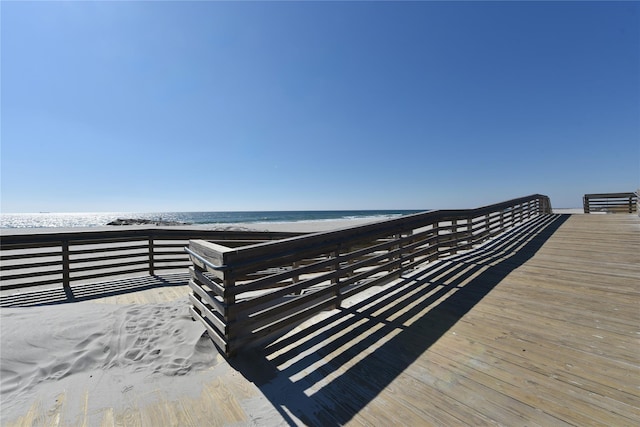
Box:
0;210;425;229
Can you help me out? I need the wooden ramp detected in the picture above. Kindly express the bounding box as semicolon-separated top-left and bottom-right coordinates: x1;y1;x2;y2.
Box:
3;214;639;426
238;213;640;426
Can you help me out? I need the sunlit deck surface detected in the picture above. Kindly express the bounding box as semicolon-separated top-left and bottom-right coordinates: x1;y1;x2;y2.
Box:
3;213;639;426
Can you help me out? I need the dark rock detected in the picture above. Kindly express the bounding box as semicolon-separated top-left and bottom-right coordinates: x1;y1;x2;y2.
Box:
107;218;192;226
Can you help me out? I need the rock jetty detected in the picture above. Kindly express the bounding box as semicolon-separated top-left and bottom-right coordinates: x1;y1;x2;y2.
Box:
107;218;192;226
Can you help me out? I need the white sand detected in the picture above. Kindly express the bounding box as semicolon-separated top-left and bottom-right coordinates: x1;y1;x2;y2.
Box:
0;298;296;425
0;215;409;425
205;217;383;233
0;217;383;237
552;208;584;214
1;212;584;424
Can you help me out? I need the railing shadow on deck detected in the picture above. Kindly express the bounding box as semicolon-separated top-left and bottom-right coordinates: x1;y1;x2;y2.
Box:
228;214;569;426
0;272;190;308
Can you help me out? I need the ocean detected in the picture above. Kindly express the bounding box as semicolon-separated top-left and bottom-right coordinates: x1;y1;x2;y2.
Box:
0;210;425;229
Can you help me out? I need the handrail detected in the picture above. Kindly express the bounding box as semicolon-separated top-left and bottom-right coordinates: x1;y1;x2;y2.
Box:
214;194;551;272
186;194;552;356
0;229;301;292
184;247;227;271
582;192;637;214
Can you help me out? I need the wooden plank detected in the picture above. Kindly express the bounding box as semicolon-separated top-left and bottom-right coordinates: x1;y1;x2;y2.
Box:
189;266;225;297
237;290;338;339
70;267;150;283
234;296;338;349
188;293;226;336
229;254;339;296
68;259;149;273
222;196;548;268
258;213;637;425
0;276;63;291
188;306;228;354
0;250;62;261
188;279;226;316
69;244;150;255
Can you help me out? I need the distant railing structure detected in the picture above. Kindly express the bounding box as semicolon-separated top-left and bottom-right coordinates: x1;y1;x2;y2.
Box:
582;192;638;214
186;194;552;357
0;229;301;292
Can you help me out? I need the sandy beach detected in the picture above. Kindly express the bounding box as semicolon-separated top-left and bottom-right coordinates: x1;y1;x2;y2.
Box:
0;208;589;425
0;216;386;425
0;296;308;425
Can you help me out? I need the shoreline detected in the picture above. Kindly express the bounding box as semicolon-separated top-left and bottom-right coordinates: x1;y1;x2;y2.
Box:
0;217;395;235
1;208;585;235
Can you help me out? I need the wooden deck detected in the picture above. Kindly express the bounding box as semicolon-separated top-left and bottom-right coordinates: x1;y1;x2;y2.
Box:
3;213;639;426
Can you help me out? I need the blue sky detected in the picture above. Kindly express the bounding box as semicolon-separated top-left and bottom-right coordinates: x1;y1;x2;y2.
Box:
2;1;638;212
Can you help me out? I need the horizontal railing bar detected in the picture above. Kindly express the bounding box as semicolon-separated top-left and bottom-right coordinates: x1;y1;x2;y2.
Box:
189;280;226;319
0;259;63;271
338;256;405;290
1;269;62;281
0;242;64;251
340;267;404;299
153;263;191;270
239;288;337;335
185;194;551;356
231;256;338;296
69;253;148;264
70;267;150;283
69;244;150;255
152;251;190;257
189;293;226;335
584;192;636;198
0;251;62;261
69;259;149;273
220;195;549;270
189;267;225;296
189;306;228;353
234;297;338;348
0;277;64;291
184;246;227;271
234;271;337;314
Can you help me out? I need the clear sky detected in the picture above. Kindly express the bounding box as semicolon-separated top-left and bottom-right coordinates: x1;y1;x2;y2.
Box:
1;1;638;212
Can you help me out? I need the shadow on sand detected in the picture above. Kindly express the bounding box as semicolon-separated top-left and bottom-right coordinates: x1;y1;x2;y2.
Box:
0;272;190;308
229;214;569;426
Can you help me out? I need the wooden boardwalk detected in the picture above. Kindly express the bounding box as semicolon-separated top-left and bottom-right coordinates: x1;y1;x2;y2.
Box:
247;213;639;426
3;213;639;426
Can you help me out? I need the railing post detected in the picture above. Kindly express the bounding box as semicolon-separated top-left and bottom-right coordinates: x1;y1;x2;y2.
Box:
333;247;342;308
451;219;458;254
393;233;402;270
223;274;237;354
148;233;155;276
62;240;70;291
434;221;441;259
405;230;415;266
583;195;590;214
292;260;302;294
485;213;490;240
